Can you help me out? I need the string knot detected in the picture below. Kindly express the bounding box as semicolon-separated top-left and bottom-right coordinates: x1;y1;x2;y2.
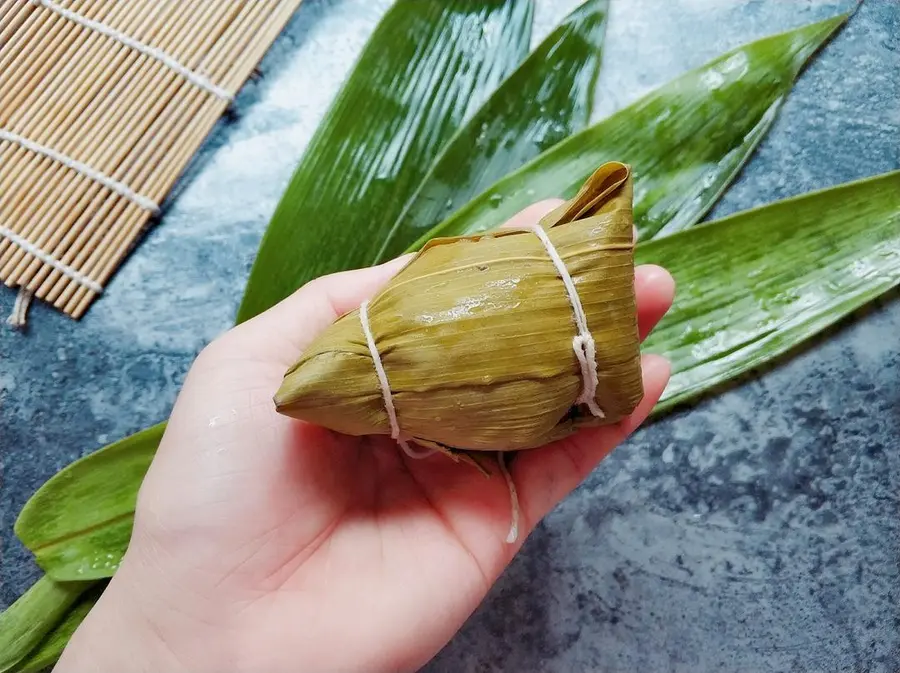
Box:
525;224;605;419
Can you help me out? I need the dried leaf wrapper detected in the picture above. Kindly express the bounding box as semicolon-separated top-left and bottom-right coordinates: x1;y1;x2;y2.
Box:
275;162;643;460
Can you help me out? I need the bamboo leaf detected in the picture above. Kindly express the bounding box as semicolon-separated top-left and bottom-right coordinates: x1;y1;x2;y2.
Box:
13;586;103;673
411;14;847;249
235;0;536;324
9;10;852;590
375;0;610;262
639;170;900;412
0;576;89;673
15;424;163;581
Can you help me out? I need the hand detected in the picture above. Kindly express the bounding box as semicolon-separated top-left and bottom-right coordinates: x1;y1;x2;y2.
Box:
55;201;674;673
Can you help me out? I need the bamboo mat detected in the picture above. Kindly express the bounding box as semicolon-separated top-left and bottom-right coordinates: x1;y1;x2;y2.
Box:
0;0;303;320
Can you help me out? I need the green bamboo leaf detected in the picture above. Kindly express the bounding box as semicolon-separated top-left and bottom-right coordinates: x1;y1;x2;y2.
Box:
639;170;900;412
235;0;535;324
0;576;89;673
375;0;610;262
8;10;851;589
15;424;163;581
13;586;103;673
410;14;847;249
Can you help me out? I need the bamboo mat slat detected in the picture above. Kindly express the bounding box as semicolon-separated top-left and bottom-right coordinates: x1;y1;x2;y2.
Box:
0;0;304;319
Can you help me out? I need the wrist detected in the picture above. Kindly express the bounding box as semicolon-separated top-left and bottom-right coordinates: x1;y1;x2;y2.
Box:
55;571;195;673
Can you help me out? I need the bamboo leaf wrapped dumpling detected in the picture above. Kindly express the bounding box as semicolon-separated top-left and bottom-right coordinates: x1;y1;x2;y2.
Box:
274;161;643;463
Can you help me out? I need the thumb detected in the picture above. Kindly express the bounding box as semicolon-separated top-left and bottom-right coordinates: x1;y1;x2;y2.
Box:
145;255;414;497
221;254;413;367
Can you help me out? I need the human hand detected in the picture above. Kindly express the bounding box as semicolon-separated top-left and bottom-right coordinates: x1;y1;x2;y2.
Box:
55;200;674;673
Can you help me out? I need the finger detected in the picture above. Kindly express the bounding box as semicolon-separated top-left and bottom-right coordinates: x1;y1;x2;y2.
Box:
221;254;413;365
635;264;675;341
514;353;671;531
166;256;416;453
498;199;565;230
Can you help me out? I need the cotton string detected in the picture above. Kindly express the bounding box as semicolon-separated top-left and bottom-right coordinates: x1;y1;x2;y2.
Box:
0;225;104;294
6;288;34;329
358;300;435;459
0;129;160;214
32;0;234;102
497;452;520;544
524;224;605;418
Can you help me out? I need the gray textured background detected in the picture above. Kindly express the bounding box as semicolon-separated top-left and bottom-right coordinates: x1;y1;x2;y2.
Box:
2;0;899;671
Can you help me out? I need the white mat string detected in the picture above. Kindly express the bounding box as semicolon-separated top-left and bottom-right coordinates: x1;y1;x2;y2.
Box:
6;288;34;329
525;224;605;418
359;299;436;459
32;0;234;102
0;225;104;294
0;129;159;213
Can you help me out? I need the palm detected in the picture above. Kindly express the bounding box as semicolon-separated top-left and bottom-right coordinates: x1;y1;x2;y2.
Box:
131;345;532;672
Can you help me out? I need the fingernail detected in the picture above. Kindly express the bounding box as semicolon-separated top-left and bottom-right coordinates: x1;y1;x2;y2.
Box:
380;253;414;270
642;353;672;379
635;264;675;292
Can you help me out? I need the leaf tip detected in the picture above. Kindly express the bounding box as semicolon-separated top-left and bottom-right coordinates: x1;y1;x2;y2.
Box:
782;12;849;77
809;12;850;42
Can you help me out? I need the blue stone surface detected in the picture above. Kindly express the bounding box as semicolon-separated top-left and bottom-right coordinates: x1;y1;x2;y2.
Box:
1;0;898;670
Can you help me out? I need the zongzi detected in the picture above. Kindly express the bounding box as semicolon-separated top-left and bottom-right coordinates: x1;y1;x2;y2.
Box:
274;161;643;466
